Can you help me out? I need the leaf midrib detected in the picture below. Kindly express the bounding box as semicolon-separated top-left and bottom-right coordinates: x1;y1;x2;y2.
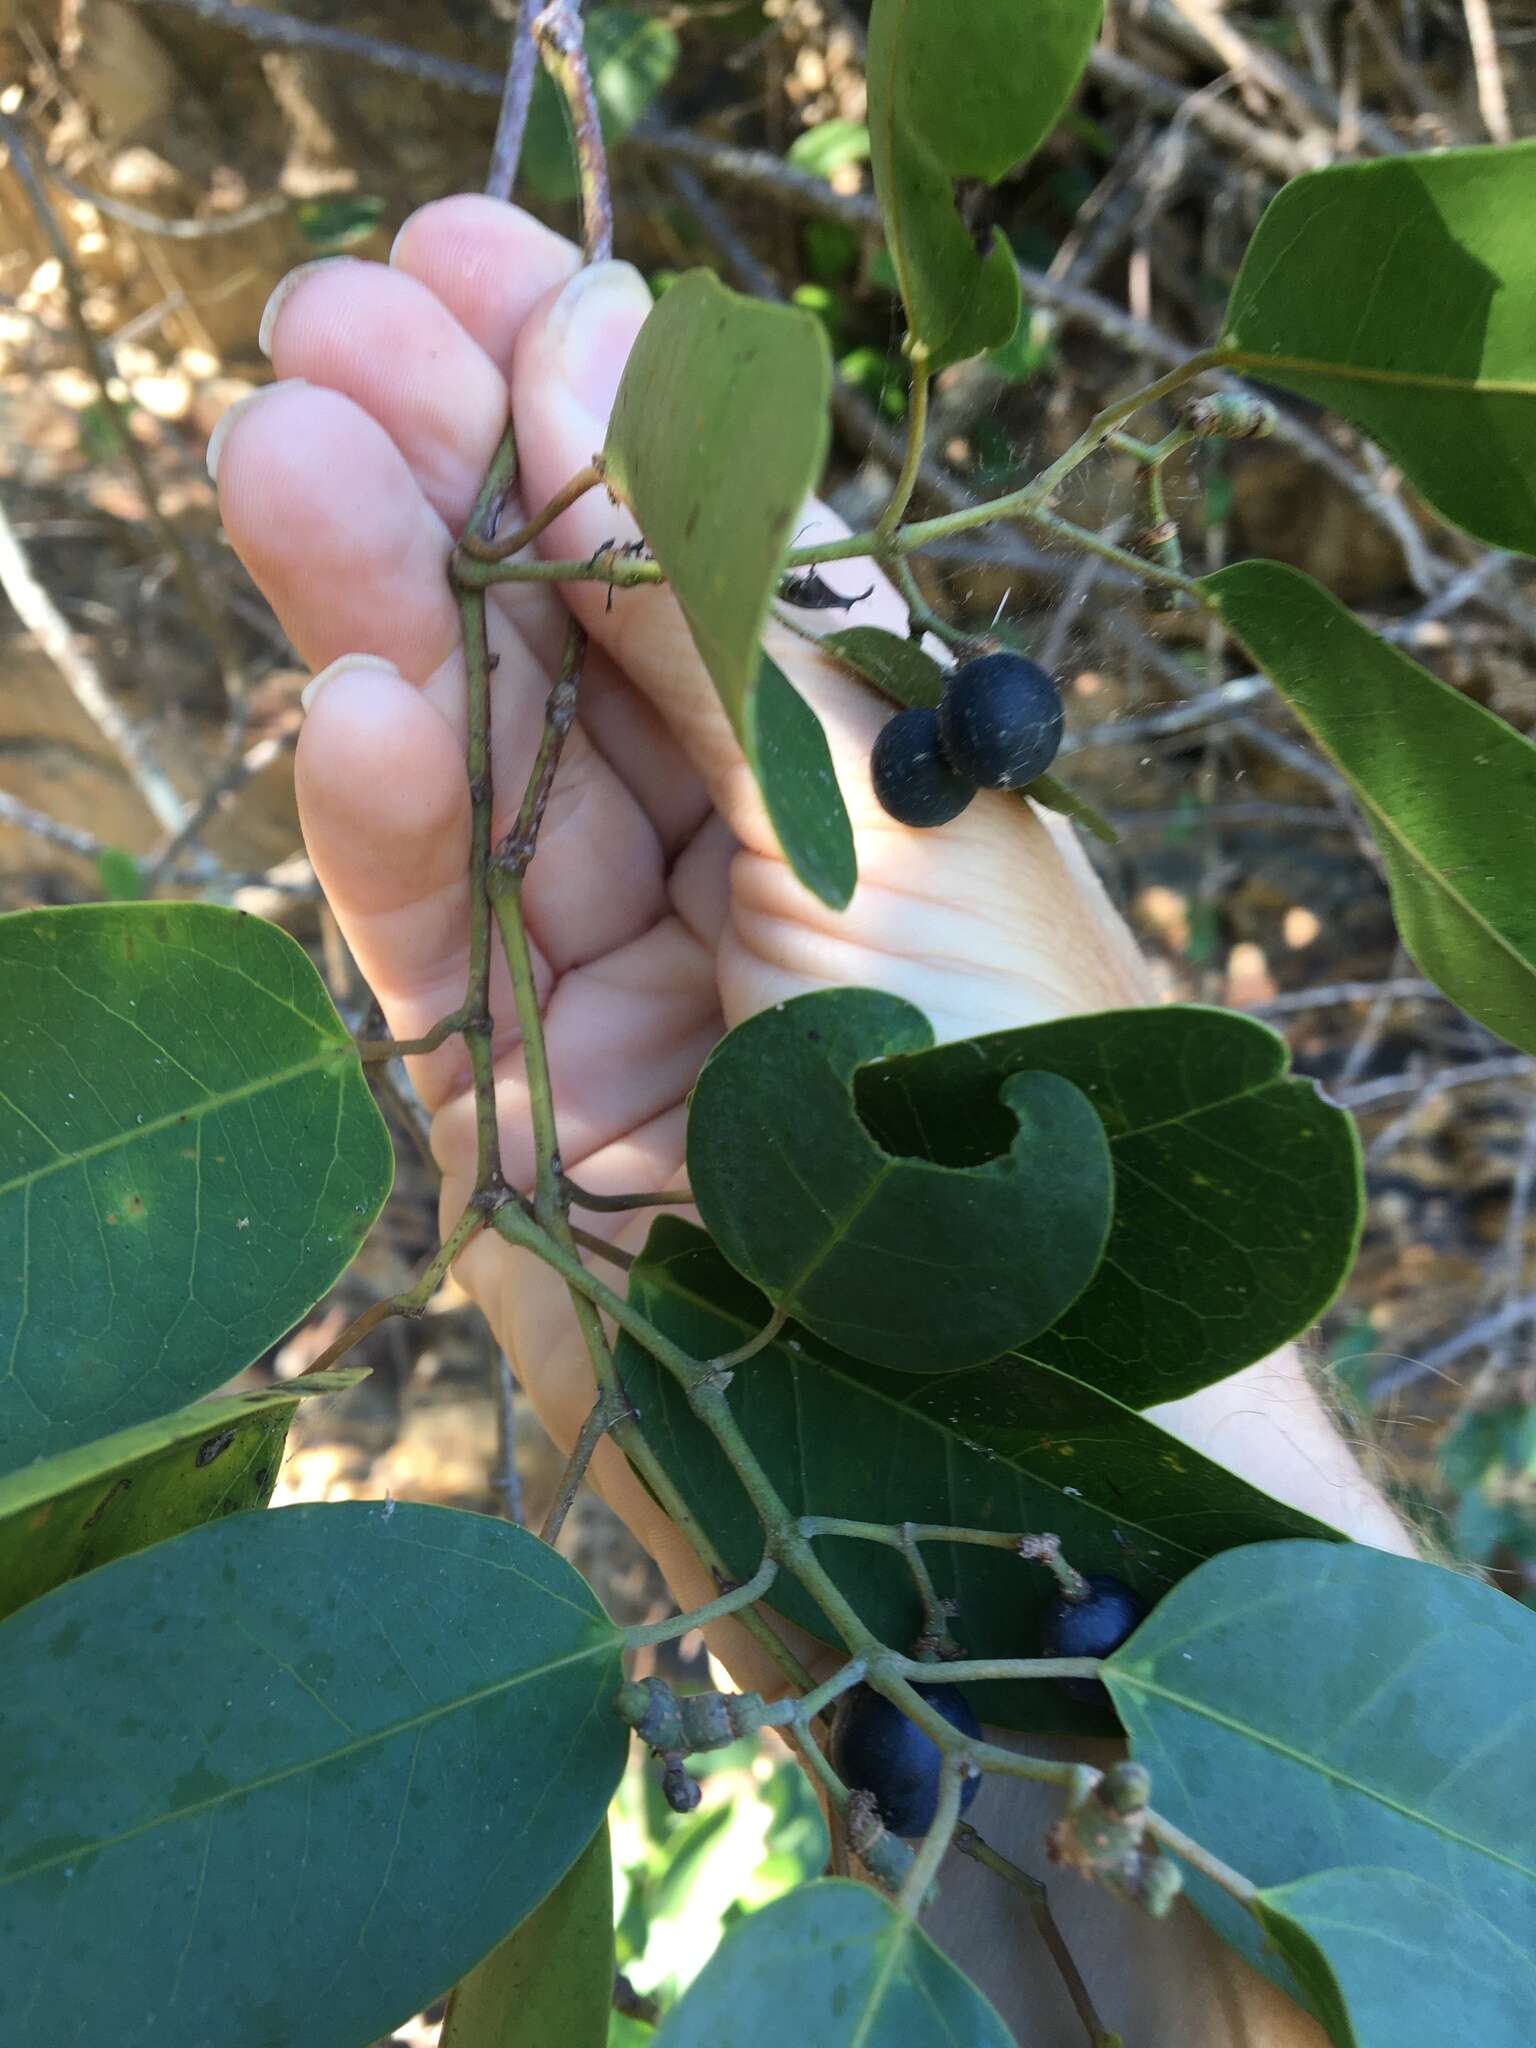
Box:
1117;1672;1536;1885
3;1634;617;1888
0;1047;352;1202
1221;346;1536;398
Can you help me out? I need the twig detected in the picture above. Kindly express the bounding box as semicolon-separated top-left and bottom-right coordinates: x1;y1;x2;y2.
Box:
490;1354;524;1523
485;2;542;202
0;494;188;836
1462;0;1512;143
955;1825;1121;2048
622;1555;780;1649
1368;1293;1536;1403
1344;1052;1534;1116
459;459;606;564
39;159;288;238
897;1762;969;1916
540;1389;633;1547
534;0;614;264
1250;978;1443;1016
561;1177;692;1213
0;112;245;706
296;1206;486;1378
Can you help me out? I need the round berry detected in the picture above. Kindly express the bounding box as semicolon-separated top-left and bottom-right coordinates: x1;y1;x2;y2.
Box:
1040;1574;1146;1704
870;707;976;828
830;1680;982;1837
938;652;1064;791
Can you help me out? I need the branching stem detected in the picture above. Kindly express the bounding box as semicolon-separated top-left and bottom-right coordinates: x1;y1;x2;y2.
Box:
297;1205;486;1378
955;1825;1122;2048
622;1555;780;1648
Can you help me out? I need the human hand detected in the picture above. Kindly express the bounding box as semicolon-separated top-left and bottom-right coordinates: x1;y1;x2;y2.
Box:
213;195;1396;2045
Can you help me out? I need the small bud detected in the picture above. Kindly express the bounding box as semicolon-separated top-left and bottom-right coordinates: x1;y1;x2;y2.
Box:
1100;1761;1151;1817
613;1676;685;1753
678;1691;734;1752
845;1788;916;1894
661;1752;702;1813
1132;1849;1184;1918
1182;394;1276;441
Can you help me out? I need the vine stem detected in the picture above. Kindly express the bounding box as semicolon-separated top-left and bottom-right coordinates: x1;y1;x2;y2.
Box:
562;1178;693;1213
484;1;541;204
459;458;607;565
622;1555;780;1649
954;1825;1122;2048
296;1205;486;1378
540;1388;634;1546
897;1761;969;1917
876;343;930;547
535;0;614;263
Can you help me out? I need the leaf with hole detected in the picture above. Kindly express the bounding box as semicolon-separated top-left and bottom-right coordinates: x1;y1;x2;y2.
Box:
522;7;679;201
604;274;849;905
0;904;393;1475
616;1220;1337;1737
686;989;1112;1370
1208;560;1536;1055
1220;144;1536;554
441;1823;613;2048
867;0;1101;369
856;1003;1360;1406
653;1880;1013;2047
0;1502;627;2048
0;1367;363;1622
1106;1540;1536;1996
1254;1867;1536;2048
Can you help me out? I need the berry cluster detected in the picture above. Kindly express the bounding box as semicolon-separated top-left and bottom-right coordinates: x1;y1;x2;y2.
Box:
871;652;1065;828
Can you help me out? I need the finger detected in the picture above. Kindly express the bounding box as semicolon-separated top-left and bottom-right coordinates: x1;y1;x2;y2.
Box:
389;195;579;376
213;381;461;681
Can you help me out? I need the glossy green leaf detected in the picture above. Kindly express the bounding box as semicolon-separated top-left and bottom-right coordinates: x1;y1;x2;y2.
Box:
857;1004;1360;1407
0;1367;363;1621
687;989;1112;1370
822;625;944;708
752;656;856;912
604;275;845;904
1023;771;1118;845
0;1502;627;2048
442;1823;614;2048
654;1880;1013;2047
1220;144;1536;554
1208;560;1536;1055
867;0;1100;369
93;847;144;901
1255;1868;1536;2048
617;1222;1337;1736
0;905;392;1475
523;8;680;201
1106;1540;1536;1994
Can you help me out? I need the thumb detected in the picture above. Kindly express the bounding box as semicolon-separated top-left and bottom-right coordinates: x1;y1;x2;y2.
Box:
509;260;903;838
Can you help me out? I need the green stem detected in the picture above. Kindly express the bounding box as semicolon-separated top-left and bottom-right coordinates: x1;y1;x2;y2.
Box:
1144;1811;1259;1908
803;1516;1034;1552
622;1555;779;1648
876;343;931;546
459;458;605;565
456;587;506;1193
540;1386;633;1546
892;1653;1102;1686
296;1205;486;1378
897;1760;968;1916
897;1524;953;1652
955;1825;1121;2048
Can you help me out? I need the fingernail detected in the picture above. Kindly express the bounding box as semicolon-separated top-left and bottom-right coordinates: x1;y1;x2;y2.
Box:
206;379;308;484
258;256;354;359
301;652;402;714
547;261;653;423
389;202;433;268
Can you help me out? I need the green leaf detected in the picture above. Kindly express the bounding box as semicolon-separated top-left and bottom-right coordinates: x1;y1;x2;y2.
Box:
0;1502;627;2048
0;904;393;1474
1023;771;1118;845
1255;1868;1536;2048
442;1823;614;2048
291;197;385;249
617;1221;1338;1736
604;274;846;905
93;847;144;901
856;1004;1361;1406
753;656;856;912
687;989;1112;1371
523;8;680;201
866;0;1100;370
1207;559;1536;1054
787;118;870;179
1106;1540;1536;1993
822;625;944;708
0;1367;363;1621
1219;144;1536;555
653;1880;1013;2046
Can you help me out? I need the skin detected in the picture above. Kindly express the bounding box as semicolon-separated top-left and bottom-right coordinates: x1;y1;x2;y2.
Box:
214;196;1413;2046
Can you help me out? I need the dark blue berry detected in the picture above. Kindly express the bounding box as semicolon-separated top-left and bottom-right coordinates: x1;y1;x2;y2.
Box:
871;707;975;828
830;1680;982;1837
938;652;1064;791
1040;1575;1146;1704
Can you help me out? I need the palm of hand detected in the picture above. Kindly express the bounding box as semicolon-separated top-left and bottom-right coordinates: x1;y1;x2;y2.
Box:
216;194;1149;1527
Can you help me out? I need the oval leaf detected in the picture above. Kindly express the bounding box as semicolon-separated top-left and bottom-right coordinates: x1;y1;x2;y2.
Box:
0;1367;364;1621
1219;143;1536;555
1208;560;1536;1054
0;903;393;1474
442;1822;614;2048
617;1220;1337;1736
604;274;848;905
654;1879;1013;2046
686;989;1112;1371
1256;1867;1536;2048
1106;1540;1536;1992
867;0;1100;369
0;1502;627;2048
822;625;945;709
754;655;856;912
855;1003;1362;1406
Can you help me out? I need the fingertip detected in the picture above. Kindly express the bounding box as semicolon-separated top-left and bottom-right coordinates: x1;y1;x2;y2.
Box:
391;195;580;367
